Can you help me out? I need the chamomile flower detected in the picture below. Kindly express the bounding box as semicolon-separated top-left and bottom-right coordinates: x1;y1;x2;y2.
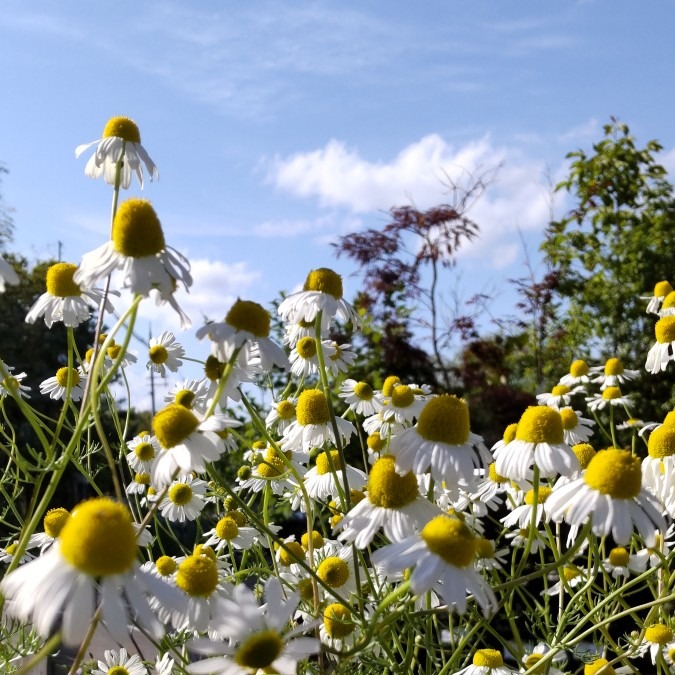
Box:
278;267;360;332
314;543;359;602
154;653;175;675
265;397;298;433
187;577;320;675
585;386;633;412
339;379;383;417
633;623;675;665
559;407;595;445
505;528;547;555
591;357;639;390
658;290;675;316
455;649;517;674
196;299;288;373
147;331;185;377
74;199;192;313
646;316;675;374
643;280;673;314
238;446;306;496
391;395;490;494
0;365;30;399
543;565;588;597
282;389;355;454
303;449;367;503
545;448;666;545
0;255;18;292
602;546;648;579
474;538;509;572
536;384;582;409
39;366;87;401
320;602;361;650
151;404;239;486
558;359;592;387
75;116;158;189
28;507;70;553
126;472;151;496
335;455;442;548
289;336;336;377
0;542;34;565
324;341;357;376
163;378;210;413
26;262;115;328
642;424;675;510
493;406;578;481
126;432;160;473
0;497;180;646
382;383;427;424
372;514;497;615
501;486;554;529
91;648;148;675
203;512;262;552
159;475;208;522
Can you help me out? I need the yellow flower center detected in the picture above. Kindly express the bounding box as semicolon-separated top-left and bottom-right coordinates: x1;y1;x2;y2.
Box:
134;472;150;485
551;384;571;396
662;290;675;309
297;578;315;601
149;345;168;364
315;450;344;475
296;389;330;426
303;267;343;299
421;515;476;567
227;510;247;526
193;544;217;561
516;406;563;444
416;395;470;445
55;367;80;389
296;336;317;359
523;653;546;672
475;538;495;559
175;555;218;597
391;384;415;408
584;448;641;499
381;375;401;397
584;659;615;675
655;280;674;297
323;603;355;639
572;443;596;469
112;199;165;258
102;116;141;143
168;482;193;506
317;556;349;588
59;498;136;577
155;555;177;576
204;355;225;381
645;623;673;644
569;359;590;377
367;432;385;452
655;316;675;344
134;442;155;462
608;547;629;567
562;566;580;582
225;299;271;337
45;262;81;297
107;344;123;361
524;486;553;505
278;541;305;566
488;462;509;483
502;423;518;444
353;382;374;401
215;516;239;541
648;425;675;458
560;408;578;430
301;530;324;550
234;629;283;669
43;507;70;538
107;667;130;675
367;455;418;508
153;404;200;449
472;649;503;667
602;386;622;400
663;411;675;427
174;389;196;408
604;358;624;376
5;543;18;556
277;400;296;420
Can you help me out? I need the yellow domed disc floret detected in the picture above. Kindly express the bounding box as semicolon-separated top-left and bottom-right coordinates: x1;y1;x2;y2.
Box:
276;400;296;420
153;404;200;449
174;389;196;408
303;268;343;299
43;507;70;538
55;367;80;388
559;408;578;430
523;653;547;673
296;336;317;359
488;463;509;484
353;382;374;401
225;299;271;337
608;547;629;567
572;443;596;469
645;623;673;644
602;386;623;401
317;556;350;588
604;358;624;376
155;555;177;576
584;448;641;499
551;384;571;397
149;345;168;364
524;486;553;505
168;482;193;506
648;426;675;458
391;385;415;408
102;116;141;144
204;355;225;381
421;515;476;568
134;442;155;462
59;498;136;577
234;629;283;670
655;316;675;344
381;376;401;397
416;395;470;445
584;659;615;675
301;530;324;550
315;450;344;475
296;389;330;426
46;262;81;298
215;516;239;541
175;555;218;597
516;407;563;444
654;280;674;297
323;603;355;639
472;649;503;668
367;455;418;508
112;199;165;258
569;359;590;377
367;432;386;452
277;541;305;566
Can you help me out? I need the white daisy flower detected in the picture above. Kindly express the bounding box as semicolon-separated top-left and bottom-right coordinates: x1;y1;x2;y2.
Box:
0;541;34;565
39;366;87;401
0;497;181;646
126;432;160;473
493;406;579;481
289;336;336;377
186;577;320;675
278;267;361;332
163;378;210;413
335;455;442;548
559;407;595;445
646;316;675;374
196;299;288;373
501;486;554;529
504;528;547;555
151;404;239;486
545;448;666;545
91;648;148;675
238;446;307;496
632;623;675;665
372;514;497;615
26;261;115;328
658;290;675;316
536;384;583;409
283;318;315;348
590;357;640;390
0;363;30;399
154;653;175;675
381;383;427;424
324;341;357;376
75;116;158;189
338;379;383;417
147;331;185;377
303;449;367;503
320;602;362;651
558;359;591;387
585;386;633;412
74;199;192;318
392;395;491;495
265;397;298;434
362;408;405;438
542;565;588;597
0;255;18;292
159;475;208;522
203;511;264;552
282;389;355;454
28;507;70;553
642;424;675;511
455;649;516;674
126;472;151;495
474;538;509;572
642;280;673;314
602;545;648;579
519;643;567;675
312;541;360;603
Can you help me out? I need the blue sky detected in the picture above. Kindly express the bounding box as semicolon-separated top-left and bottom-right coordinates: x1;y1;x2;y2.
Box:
1;1;674;406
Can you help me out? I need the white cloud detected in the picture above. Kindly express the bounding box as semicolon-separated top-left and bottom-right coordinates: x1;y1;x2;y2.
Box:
558;118;600;143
